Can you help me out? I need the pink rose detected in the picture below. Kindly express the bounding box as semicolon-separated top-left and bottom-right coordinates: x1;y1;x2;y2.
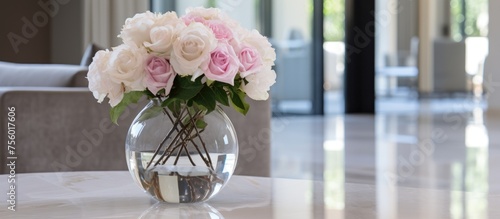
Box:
238;45;263;78
240;29;276;71
202;42;240;85
145;56;176;95
205;20;233;40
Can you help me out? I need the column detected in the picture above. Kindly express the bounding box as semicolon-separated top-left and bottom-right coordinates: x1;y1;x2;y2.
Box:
418;0;437;94
344;0;376;113
485;0;500;111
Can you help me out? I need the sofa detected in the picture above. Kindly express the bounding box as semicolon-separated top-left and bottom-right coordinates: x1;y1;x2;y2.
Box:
0;61;271;176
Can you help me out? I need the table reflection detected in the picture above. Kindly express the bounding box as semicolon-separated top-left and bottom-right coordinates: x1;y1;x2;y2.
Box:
139;203;223;219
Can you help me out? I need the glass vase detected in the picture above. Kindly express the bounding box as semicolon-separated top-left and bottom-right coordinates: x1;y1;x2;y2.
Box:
126;98;238;203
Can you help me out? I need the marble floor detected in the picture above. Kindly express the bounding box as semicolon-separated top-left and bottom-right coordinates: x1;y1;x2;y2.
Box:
270;97;500;218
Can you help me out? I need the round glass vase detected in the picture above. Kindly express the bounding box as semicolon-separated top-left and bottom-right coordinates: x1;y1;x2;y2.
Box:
126;98;238;203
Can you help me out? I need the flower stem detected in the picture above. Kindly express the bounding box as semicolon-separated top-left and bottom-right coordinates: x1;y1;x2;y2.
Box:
147;98;214;170
163;106;213;169
146;122;178;168
183;144;196;166
153;110;191;167
186;109;214;170
146;106;187;169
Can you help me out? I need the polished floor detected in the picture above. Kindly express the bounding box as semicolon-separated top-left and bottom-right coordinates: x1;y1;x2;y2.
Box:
271;97;499;218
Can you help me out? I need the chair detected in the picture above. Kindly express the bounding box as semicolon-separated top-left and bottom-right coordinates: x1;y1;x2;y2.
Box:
80;44;103;66
271;29;312;113
433;39;467;93
377;37;419;96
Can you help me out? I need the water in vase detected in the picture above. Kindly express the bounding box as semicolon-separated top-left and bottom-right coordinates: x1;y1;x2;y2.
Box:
127;151;236;203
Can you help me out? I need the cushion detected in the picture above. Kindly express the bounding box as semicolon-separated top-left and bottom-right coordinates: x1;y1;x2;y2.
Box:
0;61;88;87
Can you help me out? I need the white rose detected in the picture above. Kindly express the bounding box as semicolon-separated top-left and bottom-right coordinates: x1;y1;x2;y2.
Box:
144;24;184;58
240;30;276;71
242;69;277;100
155;11;179;25
105;83;125;107
87;50;125;107
143;12;184;57
119;11;157;47
170;22;217;76
107;44;148;91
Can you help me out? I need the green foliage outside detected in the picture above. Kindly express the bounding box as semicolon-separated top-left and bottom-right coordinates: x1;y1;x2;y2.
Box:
206;0;217;8
323;0;487;42
450;0;489;40
323;0;345;42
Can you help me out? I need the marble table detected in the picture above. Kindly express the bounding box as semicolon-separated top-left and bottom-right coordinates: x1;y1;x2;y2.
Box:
1;171;499;219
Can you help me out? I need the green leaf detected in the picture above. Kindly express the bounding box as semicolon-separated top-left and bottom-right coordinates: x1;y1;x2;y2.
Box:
168;76;203;101
212;81;228;88
110;91;144;125
227;86;244;109
187;99;194;107
192;86;217;113
233;75;243;88
164;99;183;118
138;106;163;121
161;97;177;108
195;119;207;129
144;89;157;98
212;86;229;106
227;87;249;115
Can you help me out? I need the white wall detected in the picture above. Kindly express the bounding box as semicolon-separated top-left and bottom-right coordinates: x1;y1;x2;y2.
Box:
434;0;449;37
176;0;256;29
218;0;256;30
485;0;500;111
375;0;398;68
176;0;206;14
272;0;310;41
396;0;418;52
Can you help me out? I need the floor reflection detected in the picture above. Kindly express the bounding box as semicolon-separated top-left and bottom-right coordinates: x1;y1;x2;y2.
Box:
323;116;345;218
271;98;495;218
460;106;489;219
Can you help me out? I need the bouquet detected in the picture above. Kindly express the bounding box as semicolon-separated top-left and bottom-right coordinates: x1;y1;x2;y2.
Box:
86;8;277;183
87;7;276;124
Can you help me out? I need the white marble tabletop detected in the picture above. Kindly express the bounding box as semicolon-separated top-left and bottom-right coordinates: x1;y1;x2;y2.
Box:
0;171;499;219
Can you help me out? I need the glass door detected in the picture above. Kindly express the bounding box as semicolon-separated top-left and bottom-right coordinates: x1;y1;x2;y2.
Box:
271;0;315;115
323;0;345;114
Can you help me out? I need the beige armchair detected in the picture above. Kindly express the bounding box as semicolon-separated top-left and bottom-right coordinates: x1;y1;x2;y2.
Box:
0;61;270;176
